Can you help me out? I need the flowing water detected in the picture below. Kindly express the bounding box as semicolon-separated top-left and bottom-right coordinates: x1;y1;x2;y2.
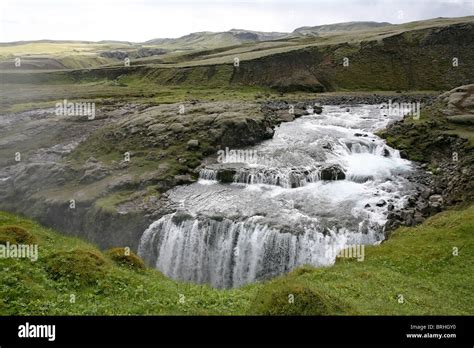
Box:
138;105;420;288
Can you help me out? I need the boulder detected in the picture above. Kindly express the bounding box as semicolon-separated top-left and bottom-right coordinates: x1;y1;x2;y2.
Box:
169;123;185;133
416;201;431;215
293;108;307;117
265;127;275;138
79;162;109;184
217;169;236;183
313;105;323;114
401;209;414;220
420;188;432;199
204;163;247;184
376;199;386;207
187;139;199;150
428;194;443;205
147;123;167;134
413;211;425;224
320;165;345;180
399;150;408;159
428;194;443;212
173;174;195;185
275;110;295;122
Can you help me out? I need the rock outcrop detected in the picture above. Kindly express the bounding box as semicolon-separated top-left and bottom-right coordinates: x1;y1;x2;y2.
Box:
381;85;473;231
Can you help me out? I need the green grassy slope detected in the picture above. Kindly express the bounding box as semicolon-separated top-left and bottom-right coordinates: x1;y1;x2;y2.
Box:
1;204;472;315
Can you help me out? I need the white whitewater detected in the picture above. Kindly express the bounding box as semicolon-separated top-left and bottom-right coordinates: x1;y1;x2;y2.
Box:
138;105;418;288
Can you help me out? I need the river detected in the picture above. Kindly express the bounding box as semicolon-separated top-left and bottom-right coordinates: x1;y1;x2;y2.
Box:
138;104;420;288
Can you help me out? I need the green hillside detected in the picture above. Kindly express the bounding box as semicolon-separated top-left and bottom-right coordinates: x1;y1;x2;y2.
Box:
1;204;472;315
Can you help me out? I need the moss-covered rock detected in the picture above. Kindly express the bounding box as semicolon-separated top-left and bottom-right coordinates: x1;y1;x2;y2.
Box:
43;250;108;285
0;225;36;245
380;87;474;207
105;247;145;271
250;279;349;315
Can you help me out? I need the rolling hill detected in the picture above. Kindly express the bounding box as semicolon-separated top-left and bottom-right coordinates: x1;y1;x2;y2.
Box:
292;21;392;36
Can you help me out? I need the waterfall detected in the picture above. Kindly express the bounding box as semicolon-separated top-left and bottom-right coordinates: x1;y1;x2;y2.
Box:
138;213;382;288
199;166;322;188
139;105;416;288
199;168;217;181
233;167;321;188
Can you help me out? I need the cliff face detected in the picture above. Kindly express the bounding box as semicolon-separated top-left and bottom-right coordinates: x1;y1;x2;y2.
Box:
0;101;280;251
380;84;474;208
231;23;474;92
4;21;472;93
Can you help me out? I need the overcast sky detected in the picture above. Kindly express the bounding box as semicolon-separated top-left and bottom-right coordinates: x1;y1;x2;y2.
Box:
0;0;473;42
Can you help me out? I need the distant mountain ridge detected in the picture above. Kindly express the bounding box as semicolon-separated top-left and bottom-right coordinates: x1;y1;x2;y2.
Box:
0;21;394;47
1;17;473;73
144;22;393;47
144;29;288;48
292;21;393;36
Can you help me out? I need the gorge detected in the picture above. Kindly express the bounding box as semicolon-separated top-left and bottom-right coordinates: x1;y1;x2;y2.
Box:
138;104;426;288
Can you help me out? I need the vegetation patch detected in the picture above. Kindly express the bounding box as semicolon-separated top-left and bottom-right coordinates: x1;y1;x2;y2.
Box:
106;247;145;271
446;114;474;125
250;279;350;315
0;204;473;315
95;191;136;213
0;225;36;245
42;249;109;286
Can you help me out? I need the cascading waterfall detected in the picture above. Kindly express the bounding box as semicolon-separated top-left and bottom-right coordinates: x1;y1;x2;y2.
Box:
232;167;321;188
138;213;383;288
199;168;217;181
139;105;418;288
199;166;322;188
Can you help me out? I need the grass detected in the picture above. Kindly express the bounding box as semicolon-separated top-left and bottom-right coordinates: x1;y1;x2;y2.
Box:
0;79;279;114
293;205;474;315
0;204;472;315
0;42;113;57
94;191;137;213
0;42;131;69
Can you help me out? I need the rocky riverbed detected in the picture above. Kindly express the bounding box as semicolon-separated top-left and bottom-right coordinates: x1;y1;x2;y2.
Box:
0;101;284;249
0;90;471;257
